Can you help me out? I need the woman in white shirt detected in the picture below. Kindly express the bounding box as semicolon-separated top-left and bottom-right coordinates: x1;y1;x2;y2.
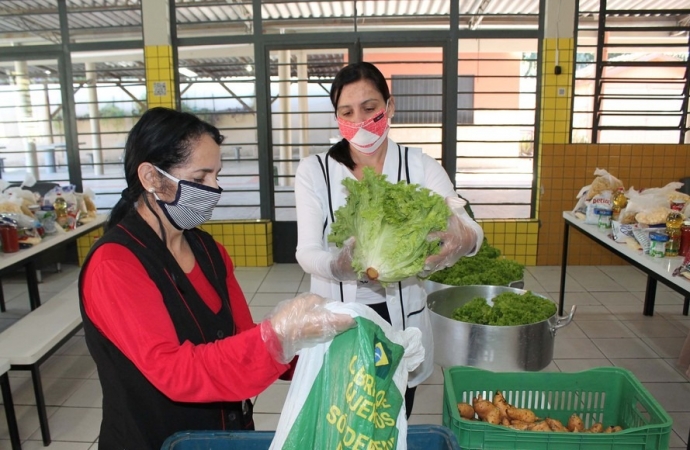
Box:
294;62;483;418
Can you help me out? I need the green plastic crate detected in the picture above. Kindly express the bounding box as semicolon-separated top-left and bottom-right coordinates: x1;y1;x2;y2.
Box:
442;366;672;450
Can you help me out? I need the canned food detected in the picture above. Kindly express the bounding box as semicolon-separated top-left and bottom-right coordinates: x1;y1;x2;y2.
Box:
671;200;686;212
596;209;613;230
649;232;669;258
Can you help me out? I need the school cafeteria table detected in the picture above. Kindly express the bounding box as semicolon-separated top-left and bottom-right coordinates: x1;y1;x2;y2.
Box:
0;215;106;311
559;211;689;317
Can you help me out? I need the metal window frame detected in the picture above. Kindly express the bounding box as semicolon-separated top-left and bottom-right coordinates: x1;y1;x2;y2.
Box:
175;0;543;221
1;0;545;221
576;0;690;145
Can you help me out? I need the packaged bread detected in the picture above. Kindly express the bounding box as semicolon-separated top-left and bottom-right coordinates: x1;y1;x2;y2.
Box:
0;201;23;215
573;168;624;217
635;207;673;226
75;188;98;223
585;168;624;200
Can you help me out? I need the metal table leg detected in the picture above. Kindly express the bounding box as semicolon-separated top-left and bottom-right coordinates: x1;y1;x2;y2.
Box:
558;221;570;315
25;261;41;310
0;372;21;450
31;365;51;446
643;276;657;316
0;278;5;312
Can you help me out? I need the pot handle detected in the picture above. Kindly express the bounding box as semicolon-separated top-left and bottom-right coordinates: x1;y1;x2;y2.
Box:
550;305;577;337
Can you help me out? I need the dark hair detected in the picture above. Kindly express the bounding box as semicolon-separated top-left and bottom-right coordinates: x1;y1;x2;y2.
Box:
107;107;224;231
328;62;391;170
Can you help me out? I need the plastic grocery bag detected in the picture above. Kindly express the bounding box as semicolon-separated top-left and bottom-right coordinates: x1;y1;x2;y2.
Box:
269;302;424;450
572;168;622;216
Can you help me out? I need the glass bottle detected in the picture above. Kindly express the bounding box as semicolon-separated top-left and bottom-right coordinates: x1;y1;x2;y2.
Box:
665;211;683;257
611;188;628;222
53;194;68;229
680;220;690;257
0;224;19;253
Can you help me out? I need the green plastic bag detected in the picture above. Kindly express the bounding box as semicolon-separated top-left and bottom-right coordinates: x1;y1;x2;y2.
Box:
270;303;424;450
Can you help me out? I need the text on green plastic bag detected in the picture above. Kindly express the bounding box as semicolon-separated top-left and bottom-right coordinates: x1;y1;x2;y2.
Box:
281;317;405;450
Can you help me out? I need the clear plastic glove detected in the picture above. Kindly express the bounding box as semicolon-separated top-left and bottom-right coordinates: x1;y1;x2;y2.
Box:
418;197;479;278
260;293;355;364
329;237;358;281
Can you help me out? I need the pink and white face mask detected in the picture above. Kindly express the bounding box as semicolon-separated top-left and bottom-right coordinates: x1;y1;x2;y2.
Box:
337;104;390;154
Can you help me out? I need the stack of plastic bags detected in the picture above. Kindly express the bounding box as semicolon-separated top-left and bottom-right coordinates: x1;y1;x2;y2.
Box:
572;169;689;253
0;174;97;248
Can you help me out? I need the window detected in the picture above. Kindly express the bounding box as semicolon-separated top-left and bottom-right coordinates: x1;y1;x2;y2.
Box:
392;75;474;124
454;40;538;219
573;2;690;144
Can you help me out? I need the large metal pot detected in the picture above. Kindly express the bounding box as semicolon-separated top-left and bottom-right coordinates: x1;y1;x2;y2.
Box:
426;285;576;372
424;278;524;295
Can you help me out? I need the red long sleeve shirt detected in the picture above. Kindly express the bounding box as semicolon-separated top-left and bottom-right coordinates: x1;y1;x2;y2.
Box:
82;241;290;403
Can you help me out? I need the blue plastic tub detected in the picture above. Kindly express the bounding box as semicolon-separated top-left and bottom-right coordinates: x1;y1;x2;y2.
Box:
162;424;460;450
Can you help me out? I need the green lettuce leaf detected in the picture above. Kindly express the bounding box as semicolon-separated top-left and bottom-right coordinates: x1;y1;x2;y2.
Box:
428;239;524;286
328;167;450;285
452;291;556;326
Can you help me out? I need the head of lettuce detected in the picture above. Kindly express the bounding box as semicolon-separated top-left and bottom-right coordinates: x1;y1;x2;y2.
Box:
328;167;451;285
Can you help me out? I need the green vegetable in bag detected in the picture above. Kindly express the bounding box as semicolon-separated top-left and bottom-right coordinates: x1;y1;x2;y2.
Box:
329;167;450;284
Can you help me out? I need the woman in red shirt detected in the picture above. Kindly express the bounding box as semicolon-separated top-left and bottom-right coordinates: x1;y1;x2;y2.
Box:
79;107;353;450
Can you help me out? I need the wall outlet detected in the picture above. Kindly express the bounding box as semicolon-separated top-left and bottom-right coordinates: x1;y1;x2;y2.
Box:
557;87;566;97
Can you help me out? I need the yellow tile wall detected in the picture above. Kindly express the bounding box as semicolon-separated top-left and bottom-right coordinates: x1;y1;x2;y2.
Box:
476;219;539;265
77;226;104;265
77;221;273;267
539;38;574;147
537;38;574;222
144;45;175;109
538;143;690;265
200;220;273;267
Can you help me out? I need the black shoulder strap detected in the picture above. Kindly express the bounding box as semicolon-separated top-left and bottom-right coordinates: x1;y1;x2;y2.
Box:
396;144;410;327
396;144;410;183
315;154;334;234
397;144;402;182
315;154;344;302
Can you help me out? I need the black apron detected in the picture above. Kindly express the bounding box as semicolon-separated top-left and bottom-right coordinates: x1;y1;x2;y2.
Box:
79;211;252;450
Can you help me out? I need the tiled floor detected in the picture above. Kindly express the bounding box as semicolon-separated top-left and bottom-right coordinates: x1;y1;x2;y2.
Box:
0;263;688;449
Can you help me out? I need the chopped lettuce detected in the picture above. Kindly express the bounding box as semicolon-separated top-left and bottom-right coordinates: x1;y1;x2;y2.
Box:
328;167;450;284
429;239;524;286
451;297;492;324
451;291;556;326
475;238;501;259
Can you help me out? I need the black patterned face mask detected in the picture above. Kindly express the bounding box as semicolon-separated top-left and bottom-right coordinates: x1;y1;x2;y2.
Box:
153;166;222;230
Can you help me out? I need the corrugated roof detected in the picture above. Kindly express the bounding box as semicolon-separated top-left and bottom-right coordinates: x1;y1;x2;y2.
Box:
0;0;690;81
0;1;687;45
580;0;690;14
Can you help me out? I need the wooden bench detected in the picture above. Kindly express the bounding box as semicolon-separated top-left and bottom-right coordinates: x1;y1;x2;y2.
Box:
0;281;83;446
